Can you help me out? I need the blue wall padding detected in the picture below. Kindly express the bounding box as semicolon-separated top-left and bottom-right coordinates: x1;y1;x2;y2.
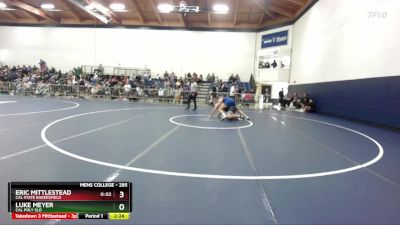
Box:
289;76;400;129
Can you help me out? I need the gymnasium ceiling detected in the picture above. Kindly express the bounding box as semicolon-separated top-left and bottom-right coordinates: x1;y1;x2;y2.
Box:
0;0;316;30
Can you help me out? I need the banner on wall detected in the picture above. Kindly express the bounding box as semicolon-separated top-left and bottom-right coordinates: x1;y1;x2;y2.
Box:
261;30;288;48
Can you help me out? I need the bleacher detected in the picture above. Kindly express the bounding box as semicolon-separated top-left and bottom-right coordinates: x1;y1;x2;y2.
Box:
240;82;252;92
221;81;253;93
82;65;151;77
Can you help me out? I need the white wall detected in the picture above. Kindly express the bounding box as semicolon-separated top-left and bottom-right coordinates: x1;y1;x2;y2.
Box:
0;26;256;80
270;82;289;99
258;69;290;83
290;0;400;84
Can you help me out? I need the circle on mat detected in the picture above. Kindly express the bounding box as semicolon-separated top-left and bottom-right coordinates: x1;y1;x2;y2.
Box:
169;115;253;130
0;99;79;117
41;107;384;180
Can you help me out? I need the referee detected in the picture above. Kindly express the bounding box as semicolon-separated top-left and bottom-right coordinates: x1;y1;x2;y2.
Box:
186;78;197;111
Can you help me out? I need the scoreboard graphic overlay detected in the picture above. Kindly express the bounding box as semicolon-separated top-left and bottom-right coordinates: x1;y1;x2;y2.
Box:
8;182;132;220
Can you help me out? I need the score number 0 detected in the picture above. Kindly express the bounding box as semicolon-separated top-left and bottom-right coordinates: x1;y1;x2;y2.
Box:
119;191;125;210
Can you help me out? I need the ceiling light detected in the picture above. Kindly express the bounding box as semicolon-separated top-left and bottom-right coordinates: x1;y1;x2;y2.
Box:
85;3;95;10
89;2;110;15
67;0;110;24
0;2;7;8
41;3;54;10
110;3;125;11
157;3;174;13
213;4;229;13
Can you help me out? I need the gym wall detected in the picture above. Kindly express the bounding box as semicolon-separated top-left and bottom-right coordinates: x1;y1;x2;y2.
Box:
0;26;256;80
289;0;400;129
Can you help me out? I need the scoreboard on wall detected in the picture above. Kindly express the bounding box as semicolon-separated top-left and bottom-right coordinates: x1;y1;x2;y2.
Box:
8;182;132;220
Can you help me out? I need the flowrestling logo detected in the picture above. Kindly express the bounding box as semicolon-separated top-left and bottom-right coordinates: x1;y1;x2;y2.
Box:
261;30;288;48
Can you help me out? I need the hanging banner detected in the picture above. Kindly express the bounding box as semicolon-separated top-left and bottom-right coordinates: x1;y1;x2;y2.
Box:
261;30;288;48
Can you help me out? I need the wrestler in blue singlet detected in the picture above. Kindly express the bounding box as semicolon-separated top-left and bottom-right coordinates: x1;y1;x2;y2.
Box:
223;97;236;112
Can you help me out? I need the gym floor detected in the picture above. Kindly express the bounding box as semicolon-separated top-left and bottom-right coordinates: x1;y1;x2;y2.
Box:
1;95;399;225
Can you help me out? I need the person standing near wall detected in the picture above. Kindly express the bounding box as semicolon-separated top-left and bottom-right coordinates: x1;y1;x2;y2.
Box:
279;88;284;100
279;88;284;107
186;78;197;111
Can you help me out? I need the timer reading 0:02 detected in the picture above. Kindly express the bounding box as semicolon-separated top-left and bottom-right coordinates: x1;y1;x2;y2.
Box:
100;192;112;197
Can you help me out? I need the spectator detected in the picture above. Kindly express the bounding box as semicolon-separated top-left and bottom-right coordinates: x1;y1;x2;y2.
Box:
171;72;177;82
271;60;278;68
304;99;315;112
218;80;224;92
2;62;271;107
193;73;198;82
174;85;182;104
94;64;104;75
235;74;240;82
293;97;302;110
209;84;218;105
259;61;265;69
229;83;236;100
228;74;234;83
206;73;211;82
302;93;310;104
39;59;47;72
163;71;169;78
198;74;203;84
